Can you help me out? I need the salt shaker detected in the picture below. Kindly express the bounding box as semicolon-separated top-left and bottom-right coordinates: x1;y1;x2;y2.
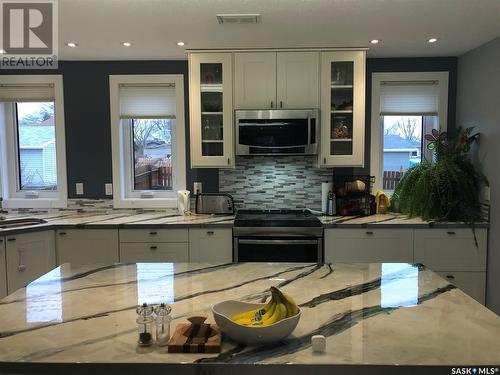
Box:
154;303;172;346
136;303;154;347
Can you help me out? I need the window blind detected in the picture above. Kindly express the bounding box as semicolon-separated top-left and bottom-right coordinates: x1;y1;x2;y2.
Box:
0;83;55;102
119;84;177;119
379;81;439;116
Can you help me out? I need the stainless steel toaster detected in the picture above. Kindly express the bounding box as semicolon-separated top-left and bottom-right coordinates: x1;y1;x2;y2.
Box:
195;193;234;215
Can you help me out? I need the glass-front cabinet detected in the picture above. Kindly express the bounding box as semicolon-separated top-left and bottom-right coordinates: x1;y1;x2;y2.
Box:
320;51;366;167
189;53;234;168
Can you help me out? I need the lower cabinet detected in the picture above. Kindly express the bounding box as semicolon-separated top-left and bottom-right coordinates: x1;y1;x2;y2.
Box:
0;237;7;299
56;229;119;265
324;229;414;263
189;228;232;263
5;231;56;294
119;229;189;262
120;243;189;262
435;271;486;304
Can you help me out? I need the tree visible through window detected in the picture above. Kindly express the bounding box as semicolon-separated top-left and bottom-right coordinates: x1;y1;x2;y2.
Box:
131;119;173;191
15;102;57;191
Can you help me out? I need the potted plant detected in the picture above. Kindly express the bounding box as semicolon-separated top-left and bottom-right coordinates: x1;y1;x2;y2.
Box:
391;127;488;244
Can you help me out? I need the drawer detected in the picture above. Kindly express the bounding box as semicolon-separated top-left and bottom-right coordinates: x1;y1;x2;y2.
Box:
119;229;188;243
436;271;486;304
189;228;232;263
414;229;487;272
120;243;189;263
324;228;413;263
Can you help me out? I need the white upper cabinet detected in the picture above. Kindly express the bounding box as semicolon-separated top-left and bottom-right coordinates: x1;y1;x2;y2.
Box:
320;50;366;167
276;52;319;108
189;52;234;168
234;52;277;109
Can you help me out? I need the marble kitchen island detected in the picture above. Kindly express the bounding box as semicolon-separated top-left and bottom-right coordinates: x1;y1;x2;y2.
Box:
0;262;499;375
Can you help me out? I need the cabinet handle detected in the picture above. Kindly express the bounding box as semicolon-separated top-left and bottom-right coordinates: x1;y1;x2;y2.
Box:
227;158;231;165
446;231;456;235
149;231;157;236
366;231;374;235
270;101;274;108
207;231;214;235
150;245;158;250
445;274;455;280
7;238;16;242
323;157;326;164
18;249;25;272
280;101;283;108
59;232;66;236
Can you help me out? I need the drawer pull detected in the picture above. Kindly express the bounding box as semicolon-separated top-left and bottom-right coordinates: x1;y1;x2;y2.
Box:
445;275;455;280
446;231;456;235
149;231;158;236
366;231;374;235
59;232;66;236
7;238;16;242
18;249;25;272
207;231;215;235
150;246;158;250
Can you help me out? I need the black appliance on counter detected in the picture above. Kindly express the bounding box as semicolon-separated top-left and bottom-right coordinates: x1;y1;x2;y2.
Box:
233;210;323;263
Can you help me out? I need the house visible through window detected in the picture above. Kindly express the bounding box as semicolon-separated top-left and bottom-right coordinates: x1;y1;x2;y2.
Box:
15;102;57;191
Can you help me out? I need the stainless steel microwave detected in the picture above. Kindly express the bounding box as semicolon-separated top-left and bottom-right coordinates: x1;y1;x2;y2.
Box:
235;109;319;156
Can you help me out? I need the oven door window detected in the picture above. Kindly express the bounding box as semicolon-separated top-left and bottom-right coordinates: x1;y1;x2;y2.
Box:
239;119;310;148
237;238;319;262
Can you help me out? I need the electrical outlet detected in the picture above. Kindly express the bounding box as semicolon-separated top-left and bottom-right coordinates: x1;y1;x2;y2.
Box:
105;183;113;196
76;183;84;195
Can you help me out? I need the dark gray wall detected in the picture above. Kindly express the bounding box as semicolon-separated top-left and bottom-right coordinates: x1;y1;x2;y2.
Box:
0;61;219;198
456;37;500;314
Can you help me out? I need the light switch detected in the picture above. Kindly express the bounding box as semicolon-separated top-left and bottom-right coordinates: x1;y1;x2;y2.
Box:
105;183;113;196
76;183;84;195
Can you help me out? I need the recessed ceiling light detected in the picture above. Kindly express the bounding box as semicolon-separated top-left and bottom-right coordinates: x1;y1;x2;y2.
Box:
122;42;133;47
66;42;78;48
370;39;380;44
177;41;185;46
428;37;438;43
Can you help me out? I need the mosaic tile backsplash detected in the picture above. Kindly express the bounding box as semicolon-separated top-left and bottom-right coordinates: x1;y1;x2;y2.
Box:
219;156;332;210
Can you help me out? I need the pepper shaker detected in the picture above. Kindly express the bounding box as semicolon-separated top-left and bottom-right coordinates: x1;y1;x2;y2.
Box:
136;303;154;347
154;303;172;346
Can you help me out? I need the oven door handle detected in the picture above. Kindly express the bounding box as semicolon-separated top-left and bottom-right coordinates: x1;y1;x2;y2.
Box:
238;122;296;127
239;144;309;149
238;239;318;245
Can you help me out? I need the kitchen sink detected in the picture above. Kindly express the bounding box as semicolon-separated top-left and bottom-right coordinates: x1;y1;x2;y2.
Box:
0;218;48;229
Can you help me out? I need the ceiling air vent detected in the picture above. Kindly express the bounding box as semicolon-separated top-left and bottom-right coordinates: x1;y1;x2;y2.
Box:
216;14;261;24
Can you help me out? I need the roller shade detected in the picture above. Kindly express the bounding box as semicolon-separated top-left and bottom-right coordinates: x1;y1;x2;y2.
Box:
119;84;177;119
0;83;54;102
379;81;439;116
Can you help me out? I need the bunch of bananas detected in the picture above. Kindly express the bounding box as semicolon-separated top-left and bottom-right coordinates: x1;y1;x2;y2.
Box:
231;287;300;326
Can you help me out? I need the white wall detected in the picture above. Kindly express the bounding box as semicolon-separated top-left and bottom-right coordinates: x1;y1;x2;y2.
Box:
457;36;500;314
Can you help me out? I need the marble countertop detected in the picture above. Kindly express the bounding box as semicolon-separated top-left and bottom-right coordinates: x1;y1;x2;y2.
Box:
0;210;487;235
0;262;498;372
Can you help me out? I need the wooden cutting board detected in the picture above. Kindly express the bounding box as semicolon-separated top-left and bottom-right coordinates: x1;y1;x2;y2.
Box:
167;322;221;353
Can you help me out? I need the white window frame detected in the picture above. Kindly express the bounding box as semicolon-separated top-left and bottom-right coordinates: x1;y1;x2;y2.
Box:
109;74;186;209
370;72;449;193
0;75;67;209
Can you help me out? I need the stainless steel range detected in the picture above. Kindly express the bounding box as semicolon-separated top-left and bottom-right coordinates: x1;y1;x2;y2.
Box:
233;210;323;263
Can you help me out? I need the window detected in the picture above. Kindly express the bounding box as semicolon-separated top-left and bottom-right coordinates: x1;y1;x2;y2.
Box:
110;75;186;208
0;75;67;208
370;72;449;193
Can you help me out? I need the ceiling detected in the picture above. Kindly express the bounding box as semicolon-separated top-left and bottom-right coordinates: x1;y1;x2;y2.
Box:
57;0;500;60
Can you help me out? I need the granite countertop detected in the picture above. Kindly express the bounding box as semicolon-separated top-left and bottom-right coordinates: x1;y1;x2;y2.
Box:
0;262;498;373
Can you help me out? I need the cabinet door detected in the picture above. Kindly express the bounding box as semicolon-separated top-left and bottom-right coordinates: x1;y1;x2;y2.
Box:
324;228;413;263
277;52;319;108
436;271;486;304
320;51;366;167
234;52;277;109
189;228;232;263
56;229;119;265
414;229;487;272
5;231;56;293
0;237;6;299
189;53;234;168
120;243;189;263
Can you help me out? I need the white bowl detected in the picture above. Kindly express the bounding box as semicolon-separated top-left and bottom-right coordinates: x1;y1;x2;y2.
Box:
212;300;301;345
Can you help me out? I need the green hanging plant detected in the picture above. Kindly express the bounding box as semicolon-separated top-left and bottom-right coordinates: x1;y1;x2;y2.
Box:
391;127;488;242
